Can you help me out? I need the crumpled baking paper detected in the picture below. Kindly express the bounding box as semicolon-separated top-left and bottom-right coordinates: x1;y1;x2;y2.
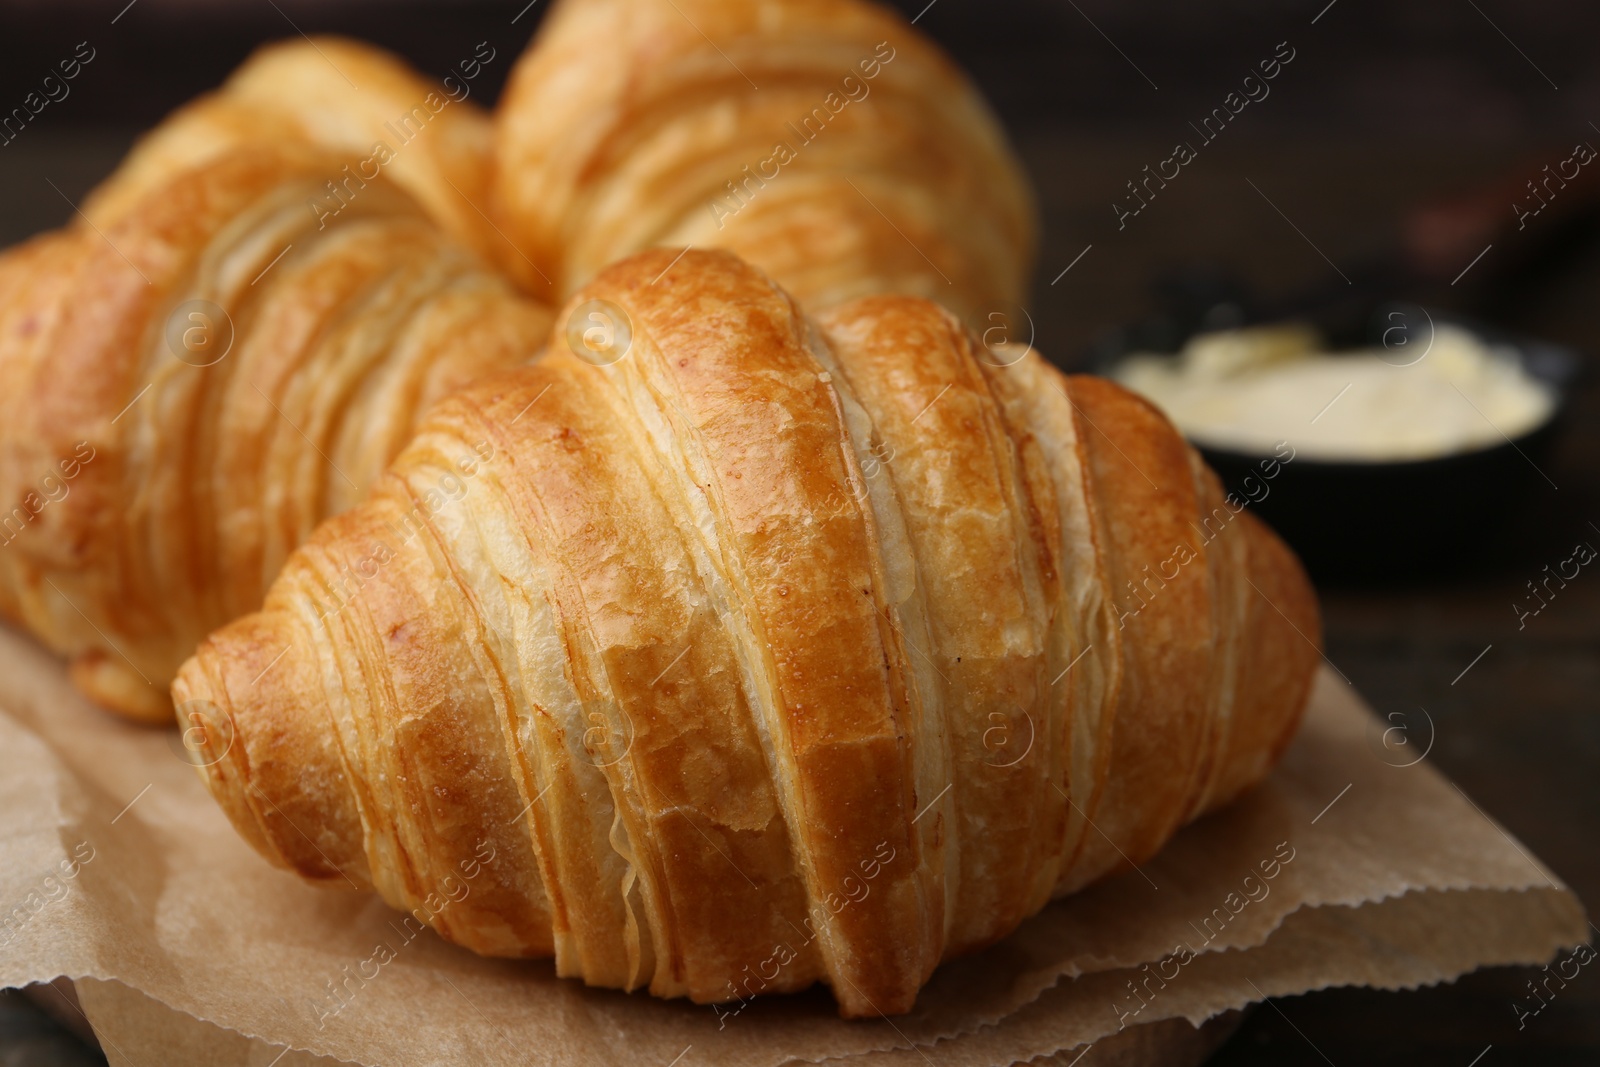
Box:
0;622;1585;1067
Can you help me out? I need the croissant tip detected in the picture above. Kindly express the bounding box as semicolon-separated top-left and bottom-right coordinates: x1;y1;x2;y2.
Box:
69;652;171;726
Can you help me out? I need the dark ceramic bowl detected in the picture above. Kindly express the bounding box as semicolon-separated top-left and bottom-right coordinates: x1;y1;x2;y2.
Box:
1101;313;1579;585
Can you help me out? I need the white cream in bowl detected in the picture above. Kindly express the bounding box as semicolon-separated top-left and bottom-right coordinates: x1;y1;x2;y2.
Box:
1110;322;1556;462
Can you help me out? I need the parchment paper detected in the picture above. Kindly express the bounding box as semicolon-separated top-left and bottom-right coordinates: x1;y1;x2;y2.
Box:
0;621;1585;1067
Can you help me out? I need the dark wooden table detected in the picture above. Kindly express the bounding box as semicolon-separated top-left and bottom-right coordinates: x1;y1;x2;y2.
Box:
1;1;1598;1060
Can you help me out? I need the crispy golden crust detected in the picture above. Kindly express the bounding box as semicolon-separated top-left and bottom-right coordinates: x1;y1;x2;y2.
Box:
0;148;550;722
81;37;501;261
491;0;1036;320
175;249;1319;1017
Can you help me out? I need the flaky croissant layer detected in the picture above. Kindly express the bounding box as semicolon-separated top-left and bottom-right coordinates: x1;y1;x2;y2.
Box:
0;38;547;722
493;0;1036;322
82;36;504;260
174;249;1318;1018
0;148;550;722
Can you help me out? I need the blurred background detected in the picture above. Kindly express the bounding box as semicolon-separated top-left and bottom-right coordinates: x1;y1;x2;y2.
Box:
1;0;1598;1063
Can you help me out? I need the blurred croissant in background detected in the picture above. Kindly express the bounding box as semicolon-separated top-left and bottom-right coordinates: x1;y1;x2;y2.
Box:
81;36;506;260
0;40;552;722
493;0;1037;321
0;0;1040;723
175;249;1319;1018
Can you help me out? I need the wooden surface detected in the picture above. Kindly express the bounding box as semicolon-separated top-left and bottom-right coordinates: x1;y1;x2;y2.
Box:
2;1;1598;1062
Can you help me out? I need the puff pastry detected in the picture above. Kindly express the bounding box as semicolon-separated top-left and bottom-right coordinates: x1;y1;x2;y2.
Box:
0;147;550;722
174;249;1319;1017
82;36;503;261
492;0;1037;321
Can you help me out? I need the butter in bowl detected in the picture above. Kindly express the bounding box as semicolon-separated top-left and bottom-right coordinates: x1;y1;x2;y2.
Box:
1107;316;1574;582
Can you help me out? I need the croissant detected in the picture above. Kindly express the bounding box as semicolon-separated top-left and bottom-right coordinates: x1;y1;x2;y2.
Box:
0;146;550;722
81;36;504;261
492;0;1036;321
173;249;1319;1018
0;14;1025;724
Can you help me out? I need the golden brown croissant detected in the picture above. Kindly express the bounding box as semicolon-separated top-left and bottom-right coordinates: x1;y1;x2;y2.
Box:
173;249;1319;1018
81;36;504;261
0;147;550;723
492;0;1036;321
